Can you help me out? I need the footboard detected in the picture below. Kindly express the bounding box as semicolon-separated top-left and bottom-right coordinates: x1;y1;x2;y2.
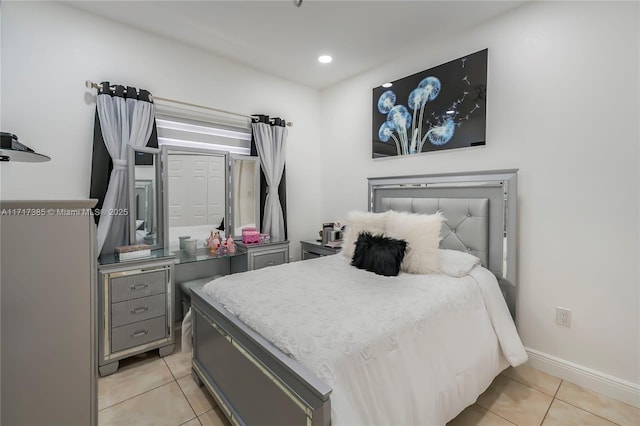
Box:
191;288;332;426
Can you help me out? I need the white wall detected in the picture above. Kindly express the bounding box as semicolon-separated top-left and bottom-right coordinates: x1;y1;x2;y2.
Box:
321;0;639;392
2;0;638;404
0;1;323;259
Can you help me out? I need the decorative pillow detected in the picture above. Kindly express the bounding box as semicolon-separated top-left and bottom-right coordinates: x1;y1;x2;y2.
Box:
351;232;407;277
438;249;480;277
340;211;389;259
385;211;444;274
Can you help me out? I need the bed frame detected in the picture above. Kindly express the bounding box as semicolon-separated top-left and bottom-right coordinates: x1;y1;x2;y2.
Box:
191;169;518;426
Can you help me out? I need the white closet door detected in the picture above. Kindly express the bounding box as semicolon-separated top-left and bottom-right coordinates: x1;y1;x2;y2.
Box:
168;155;186;227
190;156;208;225
168;154;208;226
168;154;226;230
207;155;226;228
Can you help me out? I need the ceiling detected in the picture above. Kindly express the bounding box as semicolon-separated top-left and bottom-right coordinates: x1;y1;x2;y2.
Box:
65;0;526;90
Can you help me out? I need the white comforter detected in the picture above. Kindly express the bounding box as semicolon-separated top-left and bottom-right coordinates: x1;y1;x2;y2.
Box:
201;255;527;425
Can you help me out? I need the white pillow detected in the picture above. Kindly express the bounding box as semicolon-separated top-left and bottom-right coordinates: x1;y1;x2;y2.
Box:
340;211;389;260
385;211;444;274
438;249;480;277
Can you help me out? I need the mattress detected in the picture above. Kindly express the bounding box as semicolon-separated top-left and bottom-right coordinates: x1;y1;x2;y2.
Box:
200;254;527;425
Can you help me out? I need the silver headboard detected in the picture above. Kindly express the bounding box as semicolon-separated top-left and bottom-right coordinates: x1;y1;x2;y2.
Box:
379;197;489;267
369;169;518;318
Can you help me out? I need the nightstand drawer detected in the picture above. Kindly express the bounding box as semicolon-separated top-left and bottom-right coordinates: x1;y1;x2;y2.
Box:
111;293;167;328
300;241;341;260
111;316;166;353
110;270;166;303
253;251;287;270
302;250;323;260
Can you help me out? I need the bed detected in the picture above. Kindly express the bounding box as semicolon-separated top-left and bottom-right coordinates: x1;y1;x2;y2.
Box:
189;169;526;426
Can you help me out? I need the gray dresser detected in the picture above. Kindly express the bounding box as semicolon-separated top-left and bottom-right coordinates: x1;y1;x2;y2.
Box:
0;200;97;426
97;252;175;376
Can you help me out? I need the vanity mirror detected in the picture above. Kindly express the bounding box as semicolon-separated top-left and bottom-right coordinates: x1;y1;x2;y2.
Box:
230;154;260;237
161;145;229;252
128;145;163;249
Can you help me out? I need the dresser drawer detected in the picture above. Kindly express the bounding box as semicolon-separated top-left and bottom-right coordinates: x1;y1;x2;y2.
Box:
111;293;166;328
111;316;167;353
110;270;167;303
252;250;287;270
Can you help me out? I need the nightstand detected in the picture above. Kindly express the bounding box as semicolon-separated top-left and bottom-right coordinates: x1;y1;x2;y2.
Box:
300;240;341;260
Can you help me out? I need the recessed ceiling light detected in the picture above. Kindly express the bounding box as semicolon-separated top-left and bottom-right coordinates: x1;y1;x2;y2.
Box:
382;82;393;88
318;55;333;64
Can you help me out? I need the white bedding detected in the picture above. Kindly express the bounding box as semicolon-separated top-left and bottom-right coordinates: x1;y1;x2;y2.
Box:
199;255;527;425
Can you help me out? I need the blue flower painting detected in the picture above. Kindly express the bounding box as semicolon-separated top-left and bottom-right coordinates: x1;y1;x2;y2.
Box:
372;49;487;157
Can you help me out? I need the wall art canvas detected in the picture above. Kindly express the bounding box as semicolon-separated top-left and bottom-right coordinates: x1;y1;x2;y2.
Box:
372;49;487;158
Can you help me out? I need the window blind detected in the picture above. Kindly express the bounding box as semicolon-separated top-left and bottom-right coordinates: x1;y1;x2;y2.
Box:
155;115;251;155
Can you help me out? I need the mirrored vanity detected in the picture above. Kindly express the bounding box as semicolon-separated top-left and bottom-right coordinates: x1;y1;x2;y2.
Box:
97;142;288;375
161;145;288;320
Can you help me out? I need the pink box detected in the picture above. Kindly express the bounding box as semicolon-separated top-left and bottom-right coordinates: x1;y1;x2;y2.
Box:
242;228;261;244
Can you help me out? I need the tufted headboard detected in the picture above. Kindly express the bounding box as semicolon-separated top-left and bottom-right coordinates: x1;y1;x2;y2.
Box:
369;170;518;319
380;197;489;267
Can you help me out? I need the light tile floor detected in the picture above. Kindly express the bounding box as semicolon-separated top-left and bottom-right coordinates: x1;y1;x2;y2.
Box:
99;332;230;426
449;366;639;426
100;337;639;426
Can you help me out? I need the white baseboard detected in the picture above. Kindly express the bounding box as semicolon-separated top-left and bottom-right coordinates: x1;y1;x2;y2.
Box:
525;347;640;408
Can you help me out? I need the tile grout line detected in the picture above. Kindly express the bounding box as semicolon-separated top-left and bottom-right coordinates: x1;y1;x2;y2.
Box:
553;398;625;426
486;409;518;425
98;378;177;413
99;355;180;412
544;379;627;426
500;372;561;399
484;375;555;426
169;332;221;424
163;356;189;381
482;376;524;425
553;380;626;426
166;363;223;423
163;356;204;424
538;379;562;425
500;373;631;426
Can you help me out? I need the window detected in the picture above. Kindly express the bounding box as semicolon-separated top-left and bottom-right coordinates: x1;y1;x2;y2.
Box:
155;115;251;155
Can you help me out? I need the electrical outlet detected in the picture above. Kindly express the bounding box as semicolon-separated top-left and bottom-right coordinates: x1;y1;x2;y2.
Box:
556;307;572;328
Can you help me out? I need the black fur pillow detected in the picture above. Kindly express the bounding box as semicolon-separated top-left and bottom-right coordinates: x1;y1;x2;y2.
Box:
351;232;408;277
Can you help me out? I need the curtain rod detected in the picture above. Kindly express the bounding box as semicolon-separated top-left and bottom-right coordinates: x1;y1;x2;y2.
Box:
84;80;293;127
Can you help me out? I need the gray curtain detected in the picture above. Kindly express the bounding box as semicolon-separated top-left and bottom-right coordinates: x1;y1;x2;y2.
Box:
95;86;156;255
252;118;288;242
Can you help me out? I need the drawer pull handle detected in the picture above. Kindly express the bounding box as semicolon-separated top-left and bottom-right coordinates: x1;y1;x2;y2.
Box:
131;306;149;314
130;283;149;291
131;330;149;338
266;260;275;266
